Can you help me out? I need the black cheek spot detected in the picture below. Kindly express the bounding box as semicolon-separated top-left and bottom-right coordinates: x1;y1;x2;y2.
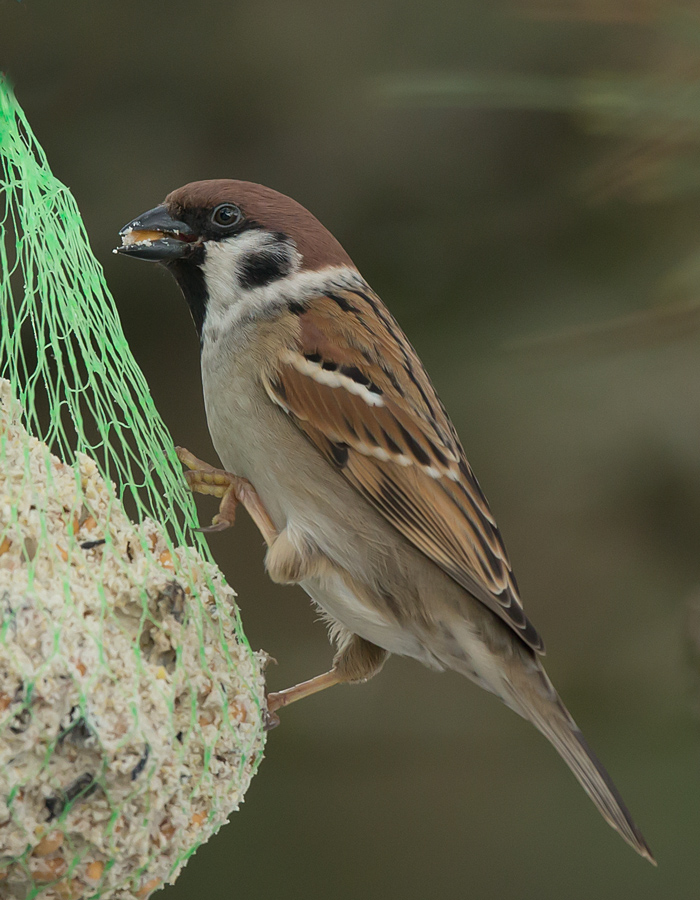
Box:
239;249;293;289
304;353;322;363
322;361;337;371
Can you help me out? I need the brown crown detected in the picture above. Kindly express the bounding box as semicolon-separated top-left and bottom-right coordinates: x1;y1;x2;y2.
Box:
165;179;355;272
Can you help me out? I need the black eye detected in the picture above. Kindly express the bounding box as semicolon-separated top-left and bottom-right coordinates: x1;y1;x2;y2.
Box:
211;203;244;230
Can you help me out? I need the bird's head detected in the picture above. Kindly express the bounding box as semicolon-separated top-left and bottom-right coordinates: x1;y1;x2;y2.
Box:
116;179;354;334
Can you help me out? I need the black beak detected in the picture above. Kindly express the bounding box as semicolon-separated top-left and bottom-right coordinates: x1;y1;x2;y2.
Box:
115;205;196;261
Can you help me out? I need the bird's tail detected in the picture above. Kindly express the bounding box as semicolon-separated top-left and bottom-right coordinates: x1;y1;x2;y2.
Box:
504;667;656;864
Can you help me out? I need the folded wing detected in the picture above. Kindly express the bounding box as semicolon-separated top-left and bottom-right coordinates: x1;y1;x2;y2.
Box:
263;285;544;654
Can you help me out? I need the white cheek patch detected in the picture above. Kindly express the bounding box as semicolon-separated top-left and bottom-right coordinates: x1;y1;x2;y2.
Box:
200;239;362;343
201;242;239;321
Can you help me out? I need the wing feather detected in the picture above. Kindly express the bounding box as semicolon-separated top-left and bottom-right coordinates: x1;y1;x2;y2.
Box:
264;286;544;654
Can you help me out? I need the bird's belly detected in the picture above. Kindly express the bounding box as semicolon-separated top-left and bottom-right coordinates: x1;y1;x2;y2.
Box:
300;571;432;662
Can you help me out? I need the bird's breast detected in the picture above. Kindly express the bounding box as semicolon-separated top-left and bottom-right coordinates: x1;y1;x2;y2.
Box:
199;326;338;533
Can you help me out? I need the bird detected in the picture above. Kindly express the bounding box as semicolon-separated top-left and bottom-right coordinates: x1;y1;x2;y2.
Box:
116;179;654;863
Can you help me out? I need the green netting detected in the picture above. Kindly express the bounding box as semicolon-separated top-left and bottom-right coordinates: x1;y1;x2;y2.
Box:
0;77;265;900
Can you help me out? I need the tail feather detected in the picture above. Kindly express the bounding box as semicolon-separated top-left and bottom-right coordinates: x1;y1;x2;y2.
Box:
508;675;655;864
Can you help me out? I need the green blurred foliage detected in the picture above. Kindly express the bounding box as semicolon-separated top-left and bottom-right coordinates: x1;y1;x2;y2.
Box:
2;1;700;897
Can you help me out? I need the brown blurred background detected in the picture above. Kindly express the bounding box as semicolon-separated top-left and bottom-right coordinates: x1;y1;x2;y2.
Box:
3;1;700;896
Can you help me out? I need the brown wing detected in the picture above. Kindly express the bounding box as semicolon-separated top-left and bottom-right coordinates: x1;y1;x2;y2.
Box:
262;284;544;654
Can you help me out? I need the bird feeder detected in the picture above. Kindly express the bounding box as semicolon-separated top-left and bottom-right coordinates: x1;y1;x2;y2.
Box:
0;78;266;899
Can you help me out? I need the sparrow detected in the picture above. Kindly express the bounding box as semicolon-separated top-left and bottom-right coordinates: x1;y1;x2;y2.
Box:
116;179;654;862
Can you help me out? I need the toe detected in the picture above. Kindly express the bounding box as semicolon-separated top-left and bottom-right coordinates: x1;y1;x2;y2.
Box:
262;709;281;731
197;519;233;533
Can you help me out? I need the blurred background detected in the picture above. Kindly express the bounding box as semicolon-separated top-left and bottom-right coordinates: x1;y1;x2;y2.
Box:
3;1;700;896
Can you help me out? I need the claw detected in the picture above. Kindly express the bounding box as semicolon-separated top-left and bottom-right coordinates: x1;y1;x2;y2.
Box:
197;519;234;533
262;709;281;731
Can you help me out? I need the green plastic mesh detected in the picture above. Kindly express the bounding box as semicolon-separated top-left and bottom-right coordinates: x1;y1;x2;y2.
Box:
0;77;266;900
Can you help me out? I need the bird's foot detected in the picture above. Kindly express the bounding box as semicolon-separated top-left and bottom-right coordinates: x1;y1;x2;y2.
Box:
176;446;243;531
176;446;279;544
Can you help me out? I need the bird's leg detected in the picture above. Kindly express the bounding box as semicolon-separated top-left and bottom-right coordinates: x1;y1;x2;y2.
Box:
176;446;277;544
266;634;388;721
266;669;343;715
